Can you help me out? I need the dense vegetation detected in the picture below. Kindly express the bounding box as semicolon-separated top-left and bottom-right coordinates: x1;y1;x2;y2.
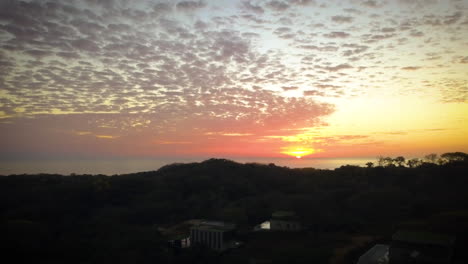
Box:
1;152;468;263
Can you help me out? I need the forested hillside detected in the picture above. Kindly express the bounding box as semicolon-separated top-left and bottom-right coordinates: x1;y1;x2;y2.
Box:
2;154;468;263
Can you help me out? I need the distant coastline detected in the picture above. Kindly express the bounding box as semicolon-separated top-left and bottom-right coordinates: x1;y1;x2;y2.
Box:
0;157;375;176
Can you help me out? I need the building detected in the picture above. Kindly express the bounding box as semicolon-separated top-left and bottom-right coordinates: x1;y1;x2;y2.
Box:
190;221;237;251
159;219;203;249
253;220;271;231
389;230;455;264
357;244;389;264
269;211;302;231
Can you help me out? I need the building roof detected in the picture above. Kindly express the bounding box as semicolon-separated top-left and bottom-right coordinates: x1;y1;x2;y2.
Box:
253;221;271;231
357;244;389;264
159;219;202;239
192;220;236;232
392;230;455;246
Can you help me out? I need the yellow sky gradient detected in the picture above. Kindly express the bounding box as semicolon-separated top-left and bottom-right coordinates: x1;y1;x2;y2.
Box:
1;0;467;169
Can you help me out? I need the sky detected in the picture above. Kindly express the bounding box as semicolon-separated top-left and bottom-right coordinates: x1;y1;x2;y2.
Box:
1;0;468;168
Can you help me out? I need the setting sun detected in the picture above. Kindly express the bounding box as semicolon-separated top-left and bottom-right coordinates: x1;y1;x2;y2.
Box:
1;0;467;175
281;147;316;159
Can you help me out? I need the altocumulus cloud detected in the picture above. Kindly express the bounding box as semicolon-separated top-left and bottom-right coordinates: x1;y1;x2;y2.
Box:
1;0;467;158
0;0;335;153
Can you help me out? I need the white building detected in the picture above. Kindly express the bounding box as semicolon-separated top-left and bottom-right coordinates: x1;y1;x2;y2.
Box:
190;221;236;251
254;211;302;232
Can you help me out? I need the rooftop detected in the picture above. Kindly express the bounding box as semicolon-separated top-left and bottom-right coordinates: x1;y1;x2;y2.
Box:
192;220;236;232
159;219;203;240
357;244;389;264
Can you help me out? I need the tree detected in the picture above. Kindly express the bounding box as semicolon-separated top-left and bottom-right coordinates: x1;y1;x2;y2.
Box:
365;162;374;168
377;156;394;167
377;156;385;167
424;153;438;163
440;152;468;164
393;156;406;167
406;158;421;168
383;157;394;167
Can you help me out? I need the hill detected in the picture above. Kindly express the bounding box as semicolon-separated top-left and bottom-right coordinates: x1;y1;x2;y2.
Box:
1;157;468;263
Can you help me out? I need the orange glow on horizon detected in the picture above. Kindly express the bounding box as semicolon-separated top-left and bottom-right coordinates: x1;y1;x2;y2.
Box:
281;147;316;158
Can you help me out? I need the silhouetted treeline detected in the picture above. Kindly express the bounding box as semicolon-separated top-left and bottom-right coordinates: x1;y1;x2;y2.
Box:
374;152;468;168
1;153;468;263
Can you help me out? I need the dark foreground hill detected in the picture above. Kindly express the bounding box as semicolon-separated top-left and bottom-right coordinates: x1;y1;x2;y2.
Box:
1;157;468;263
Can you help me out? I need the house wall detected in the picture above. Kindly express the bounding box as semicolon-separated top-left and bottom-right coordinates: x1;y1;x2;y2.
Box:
270;219;301;231
190;228;225;251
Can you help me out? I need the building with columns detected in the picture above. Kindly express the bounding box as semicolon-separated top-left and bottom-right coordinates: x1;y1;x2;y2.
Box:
190;221;236;251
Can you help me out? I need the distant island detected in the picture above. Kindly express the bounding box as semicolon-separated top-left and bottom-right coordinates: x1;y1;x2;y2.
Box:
1;152;467;263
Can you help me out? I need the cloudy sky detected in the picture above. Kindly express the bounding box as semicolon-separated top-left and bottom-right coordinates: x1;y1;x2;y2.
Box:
1;0;467;164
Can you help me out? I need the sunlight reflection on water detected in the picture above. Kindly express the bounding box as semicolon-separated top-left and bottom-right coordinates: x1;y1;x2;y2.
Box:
0;157;375;175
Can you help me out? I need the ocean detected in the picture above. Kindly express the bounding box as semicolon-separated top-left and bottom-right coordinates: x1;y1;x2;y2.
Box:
0;157;376;175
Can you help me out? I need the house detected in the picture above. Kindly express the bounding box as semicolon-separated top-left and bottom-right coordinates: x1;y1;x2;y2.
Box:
269;211;302;231
159;219;203;249
389;230;455;264
253;211;302;232
253;220;271;231
190;220;238;251
357;244;389;264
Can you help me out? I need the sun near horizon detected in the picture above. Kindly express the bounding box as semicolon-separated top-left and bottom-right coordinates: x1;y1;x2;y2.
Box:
280;146;317;160
1;0;468;174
